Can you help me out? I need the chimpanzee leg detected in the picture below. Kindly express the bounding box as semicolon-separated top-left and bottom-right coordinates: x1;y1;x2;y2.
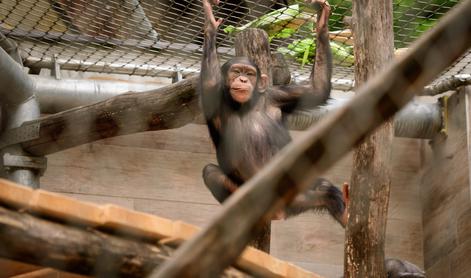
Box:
202;163;239;204
285;178;346;227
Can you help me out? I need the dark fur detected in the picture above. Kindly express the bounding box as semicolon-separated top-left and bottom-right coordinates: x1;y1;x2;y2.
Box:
385;258;426;278
200;0;342;224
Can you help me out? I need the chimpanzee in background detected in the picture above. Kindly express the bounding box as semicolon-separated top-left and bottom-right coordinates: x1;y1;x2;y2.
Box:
199;0;347;225
341;185;426;278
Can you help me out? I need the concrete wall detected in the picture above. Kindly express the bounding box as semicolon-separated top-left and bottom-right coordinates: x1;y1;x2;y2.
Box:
39;123;424;278
421;88;471;278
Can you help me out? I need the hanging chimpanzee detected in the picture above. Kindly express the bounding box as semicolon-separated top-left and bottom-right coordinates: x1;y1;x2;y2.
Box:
200;0;346;226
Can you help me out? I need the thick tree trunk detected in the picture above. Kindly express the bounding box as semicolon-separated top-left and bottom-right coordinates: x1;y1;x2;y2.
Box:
344;1;395;277
234;28;273;253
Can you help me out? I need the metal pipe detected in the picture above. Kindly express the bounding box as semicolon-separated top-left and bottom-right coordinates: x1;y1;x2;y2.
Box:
0;45;41;188
287;98;442;139
2;97;41;188
0;32;22;64
0;48;34;105
30;76;166;113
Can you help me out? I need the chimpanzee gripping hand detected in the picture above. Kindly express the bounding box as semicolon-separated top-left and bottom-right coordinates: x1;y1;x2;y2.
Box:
202;0;223;35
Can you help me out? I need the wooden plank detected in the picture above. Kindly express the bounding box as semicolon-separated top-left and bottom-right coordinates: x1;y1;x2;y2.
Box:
10;268;58;278
450;238;471;278
98;124;215;154
31;190;103;226
101;204;173;239
294;261;342;278
0;178;34;208
425;256;451;278
0;259;41;278
10;268;87;278
59;193;135;210
41;144;218;204
457;206;471;244
134;199;221;227
0;180;320;278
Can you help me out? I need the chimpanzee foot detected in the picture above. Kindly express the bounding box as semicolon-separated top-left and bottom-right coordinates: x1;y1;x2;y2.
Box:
203;163;239;204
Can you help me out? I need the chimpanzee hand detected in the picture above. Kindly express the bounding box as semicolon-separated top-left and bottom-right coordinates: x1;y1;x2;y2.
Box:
202;0;223;34
305;0;331;32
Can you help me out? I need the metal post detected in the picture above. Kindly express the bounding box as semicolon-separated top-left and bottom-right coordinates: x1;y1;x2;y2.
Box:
0;47;43;188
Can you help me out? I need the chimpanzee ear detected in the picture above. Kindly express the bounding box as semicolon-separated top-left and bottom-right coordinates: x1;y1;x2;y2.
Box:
258;74;269;93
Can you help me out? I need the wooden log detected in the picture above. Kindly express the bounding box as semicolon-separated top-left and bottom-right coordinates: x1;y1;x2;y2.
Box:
149;1;471;277
420;74;471;96
234;28;273;253
0;206;169;277
345;0;394;277
21;76;199;156
0;179;318;278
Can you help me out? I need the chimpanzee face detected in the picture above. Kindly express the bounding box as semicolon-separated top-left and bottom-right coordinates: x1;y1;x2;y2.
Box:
227;63;258;103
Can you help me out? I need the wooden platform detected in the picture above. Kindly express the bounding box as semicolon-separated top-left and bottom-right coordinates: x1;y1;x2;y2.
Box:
0;178;322;278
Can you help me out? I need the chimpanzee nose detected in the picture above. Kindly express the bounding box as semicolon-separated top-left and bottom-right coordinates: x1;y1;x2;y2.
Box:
239;76;248;82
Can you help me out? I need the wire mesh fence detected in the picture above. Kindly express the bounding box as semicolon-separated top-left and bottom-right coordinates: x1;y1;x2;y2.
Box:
0;0;468;86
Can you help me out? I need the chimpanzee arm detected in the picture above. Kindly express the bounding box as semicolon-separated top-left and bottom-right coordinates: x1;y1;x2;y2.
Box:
271;0;332;112
200;0;224;120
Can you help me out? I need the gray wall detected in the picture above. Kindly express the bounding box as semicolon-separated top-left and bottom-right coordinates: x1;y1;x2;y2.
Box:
421;89;471;278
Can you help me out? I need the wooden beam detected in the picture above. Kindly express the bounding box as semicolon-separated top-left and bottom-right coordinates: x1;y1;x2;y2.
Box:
345;0;394;277
234;28;273;253
20;76;199;156
0;206;169;277
0;179;319;278
149;1;471;277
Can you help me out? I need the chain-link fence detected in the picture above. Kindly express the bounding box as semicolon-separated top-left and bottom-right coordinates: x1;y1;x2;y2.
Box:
0;0;468;86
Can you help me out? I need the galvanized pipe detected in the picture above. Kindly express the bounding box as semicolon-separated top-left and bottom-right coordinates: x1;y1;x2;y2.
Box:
0;48;34;105
2;97;41;188
0;46;41;188
0;32;22;64
31;76;166;113
287;98;442;139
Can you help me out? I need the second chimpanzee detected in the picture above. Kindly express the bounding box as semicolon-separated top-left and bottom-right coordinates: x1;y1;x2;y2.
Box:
200;0;346;225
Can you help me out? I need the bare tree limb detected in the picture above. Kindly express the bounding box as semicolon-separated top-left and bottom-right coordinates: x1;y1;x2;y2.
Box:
421;74;471;96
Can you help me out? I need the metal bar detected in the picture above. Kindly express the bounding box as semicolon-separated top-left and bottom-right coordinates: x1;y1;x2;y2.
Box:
1;97;41;188
0;32;22;64
0;35;41;188
0;47;34;105
150;1;471;276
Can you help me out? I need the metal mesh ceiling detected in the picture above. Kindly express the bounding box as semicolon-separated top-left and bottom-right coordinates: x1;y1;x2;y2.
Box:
0;0;468;85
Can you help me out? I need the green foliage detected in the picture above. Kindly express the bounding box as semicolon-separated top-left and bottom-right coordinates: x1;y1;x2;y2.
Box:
223;4;315;40
224;0;458;66
278;39;353;67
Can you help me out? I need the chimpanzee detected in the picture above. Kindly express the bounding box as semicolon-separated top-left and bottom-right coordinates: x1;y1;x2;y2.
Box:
200;0;346;225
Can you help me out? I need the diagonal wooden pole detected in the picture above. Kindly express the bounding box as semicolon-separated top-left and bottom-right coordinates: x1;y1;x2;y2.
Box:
150;1;471;277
